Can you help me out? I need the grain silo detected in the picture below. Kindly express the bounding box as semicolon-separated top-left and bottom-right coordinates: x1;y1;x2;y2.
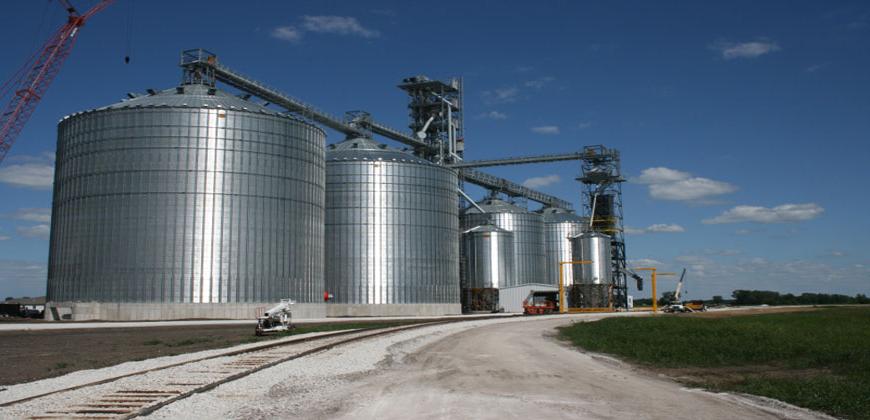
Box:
460;223;515;312
538;206;587;293
46;84;326;320
324;137;460;316
461;198;546;286
570;232;613;308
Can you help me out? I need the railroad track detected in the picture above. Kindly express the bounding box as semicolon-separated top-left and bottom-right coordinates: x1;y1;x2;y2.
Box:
0;317;512;419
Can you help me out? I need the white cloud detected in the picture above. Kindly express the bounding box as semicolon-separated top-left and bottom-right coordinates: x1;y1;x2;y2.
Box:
650;178;736;201
661;256;869;299
522;174;560;188
646;223;686;233
703;203;824;224
17;224;50;239
634;167;691;184
477;111;507;120
301;15;380;38
806;63;829;73
625;224;686;234
712;40;780;60
629;258;664;268
6;208;51;223
675;255;715;265
531;125;560;135
704;249;742;256
482;87;519;104
633;167;736;201
524;76;554;89
0;235;10;241
272;16;380;43
271;26;303;42
577;121;593;129
0;162;54;189
735;228;753;235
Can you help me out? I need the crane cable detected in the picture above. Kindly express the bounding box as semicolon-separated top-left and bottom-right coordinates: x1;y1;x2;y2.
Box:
123;0;134;64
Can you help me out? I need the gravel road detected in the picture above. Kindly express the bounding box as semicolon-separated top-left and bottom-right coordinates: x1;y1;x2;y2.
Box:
150;314;831;420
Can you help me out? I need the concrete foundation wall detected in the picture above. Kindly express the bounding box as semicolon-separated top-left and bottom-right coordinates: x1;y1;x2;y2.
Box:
46;302;327;321
326;303;461;317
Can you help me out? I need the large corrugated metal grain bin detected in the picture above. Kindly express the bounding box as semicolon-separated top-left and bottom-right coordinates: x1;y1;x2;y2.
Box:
460;224;515;312
461;198;545;286
47;84;325;319
461;224;515;289
538;207;587;288
324;137;459;315
569;231;613;308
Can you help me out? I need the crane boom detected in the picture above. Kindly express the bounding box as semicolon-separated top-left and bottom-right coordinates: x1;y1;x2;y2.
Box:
0;0;113;165
674;268;687;301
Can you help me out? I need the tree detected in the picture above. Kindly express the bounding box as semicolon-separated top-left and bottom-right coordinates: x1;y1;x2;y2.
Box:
711;295;723;305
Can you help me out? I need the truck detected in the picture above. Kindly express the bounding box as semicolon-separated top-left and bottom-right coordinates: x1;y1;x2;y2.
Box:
522;290;560;315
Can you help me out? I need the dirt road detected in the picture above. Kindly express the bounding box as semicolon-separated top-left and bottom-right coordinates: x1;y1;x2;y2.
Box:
333;317;828;419
149;315;828;420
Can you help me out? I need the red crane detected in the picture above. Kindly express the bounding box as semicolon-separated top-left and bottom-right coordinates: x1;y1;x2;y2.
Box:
0;0;113;165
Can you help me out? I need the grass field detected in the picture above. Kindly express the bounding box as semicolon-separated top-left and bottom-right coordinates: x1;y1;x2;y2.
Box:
558;307;870;420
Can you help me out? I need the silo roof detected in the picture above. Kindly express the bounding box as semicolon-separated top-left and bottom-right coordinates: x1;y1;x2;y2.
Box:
537;206;586;223
326;137;436;165
61;84;324;136
463;198;530;215
100;84;277;113
63;84;302;120
569;231;611;240
462;223;510;235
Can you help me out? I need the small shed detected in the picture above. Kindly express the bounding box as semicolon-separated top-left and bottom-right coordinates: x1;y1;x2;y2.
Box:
498;284;559;313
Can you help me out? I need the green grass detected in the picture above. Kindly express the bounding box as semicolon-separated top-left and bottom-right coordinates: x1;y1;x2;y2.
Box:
558;307;870;419
50;362;70;370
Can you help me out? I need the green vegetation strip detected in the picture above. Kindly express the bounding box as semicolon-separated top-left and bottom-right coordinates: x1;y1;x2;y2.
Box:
558;307;870;420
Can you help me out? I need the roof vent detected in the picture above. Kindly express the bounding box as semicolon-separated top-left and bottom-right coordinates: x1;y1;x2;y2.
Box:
207;88;217;95
176;86;185;94
146;88;157;96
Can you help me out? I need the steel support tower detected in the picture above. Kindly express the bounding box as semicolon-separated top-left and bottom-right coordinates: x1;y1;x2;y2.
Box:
577;145;629;308
398;75;463;163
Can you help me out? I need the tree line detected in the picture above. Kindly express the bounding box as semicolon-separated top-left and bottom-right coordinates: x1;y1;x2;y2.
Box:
730;290;869;306
633;290;869;306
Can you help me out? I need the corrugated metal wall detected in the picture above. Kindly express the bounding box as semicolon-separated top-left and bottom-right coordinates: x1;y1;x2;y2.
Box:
462;199;546;286
540;208;587;288
461;225;515;289
325;138;459;304
48;86;325;303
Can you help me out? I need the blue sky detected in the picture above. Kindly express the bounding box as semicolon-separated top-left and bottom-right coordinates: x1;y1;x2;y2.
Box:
0;0;868;299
